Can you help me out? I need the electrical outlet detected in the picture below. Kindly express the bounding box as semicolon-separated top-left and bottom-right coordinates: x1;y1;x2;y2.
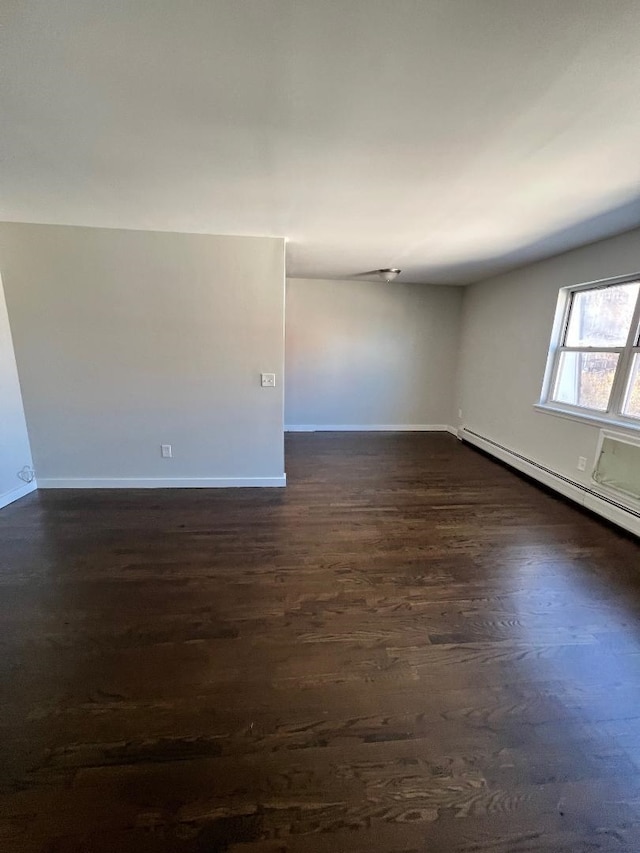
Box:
577;456;587;472
458;409;463;419
261;373;276;387
161;444;172;458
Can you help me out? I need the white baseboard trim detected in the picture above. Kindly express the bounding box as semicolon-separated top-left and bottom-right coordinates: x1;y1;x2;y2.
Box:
285;424;451;432
37;476;287;489
459;427;640;538
0;480;38;510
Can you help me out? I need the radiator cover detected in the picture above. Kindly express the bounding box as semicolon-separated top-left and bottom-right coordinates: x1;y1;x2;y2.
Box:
593;430;640;503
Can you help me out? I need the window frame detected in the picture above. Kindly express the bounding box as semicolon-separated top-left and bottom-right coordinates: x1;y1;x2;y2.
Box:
538;272;640;431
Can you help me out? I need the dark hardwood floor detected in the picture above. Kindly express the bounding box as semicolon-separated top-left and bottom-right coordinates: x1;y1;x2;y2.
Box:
2;433;640;852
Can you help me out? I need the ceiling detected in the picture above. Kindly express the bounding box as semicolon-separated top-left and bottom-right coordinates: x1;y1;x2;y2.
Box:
2;0;640;285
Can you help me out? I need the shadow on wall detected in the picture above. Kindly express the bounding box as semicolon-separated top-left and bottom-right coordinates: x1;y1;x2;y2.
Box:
414;193;640;285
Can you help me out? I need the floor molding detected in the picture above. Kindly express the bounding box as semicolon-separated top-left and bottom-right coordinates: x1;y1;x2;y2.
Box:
0;480;38;510
459;427;640;538
37;476;287;489
285;424;451;432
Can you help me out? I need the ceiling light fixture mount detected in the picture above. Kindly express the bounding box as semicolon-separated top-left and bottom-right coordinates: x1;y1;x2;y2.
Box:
376;268;401;283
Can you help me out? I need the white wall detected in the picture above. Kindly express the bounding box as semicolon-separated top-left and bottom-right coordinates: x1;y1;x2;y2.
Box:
457;226;640;494
0;275;35;508
0;224;285;487
285;278;463;429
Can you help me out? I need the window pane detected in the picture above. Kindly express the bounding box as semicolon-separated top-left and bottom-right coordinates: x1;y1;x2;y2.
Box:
565;282;640;347
552;351;619;411
622;354;640;419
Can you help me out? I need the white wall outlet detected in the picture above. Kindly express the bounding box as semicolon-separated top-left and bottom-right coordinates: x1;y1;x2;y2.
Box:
458;409;463;419
261;373;276;387
577;456;587;472
161;444;172;458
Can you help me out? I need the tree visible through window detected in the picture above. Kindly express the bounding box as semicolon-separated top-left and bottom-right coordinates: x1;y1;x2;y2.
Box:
545;279;640;423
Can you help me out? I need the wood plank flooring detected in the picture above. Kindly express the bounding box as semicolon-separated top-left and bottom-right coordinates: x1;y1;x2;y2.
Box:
1;432;640;852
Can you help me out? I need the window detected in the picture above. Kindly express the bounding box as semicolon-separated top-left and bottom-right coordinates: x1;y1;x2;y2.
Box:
540;275;640;427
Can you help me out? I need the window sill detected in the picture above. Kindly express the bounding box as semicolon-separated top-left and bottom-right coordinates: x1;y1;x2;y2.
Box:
533;403;640;434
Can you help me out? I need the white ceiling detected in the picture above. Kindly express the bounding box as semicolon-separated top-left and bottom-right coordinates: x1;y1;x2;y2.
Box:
2;0;640;285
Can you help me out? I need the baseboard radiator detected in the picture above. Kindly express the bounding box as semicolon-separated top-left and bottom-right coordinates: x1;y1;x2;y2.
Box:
458;427;640;539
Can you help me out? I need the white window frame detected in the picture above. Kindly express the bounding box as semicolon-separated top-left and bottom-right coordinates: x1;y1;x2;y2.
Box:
536;272;640;432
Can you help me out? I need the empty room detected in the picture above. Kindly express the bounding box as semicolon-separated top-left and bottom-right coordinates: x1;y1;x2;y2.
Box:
2;1;640;851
